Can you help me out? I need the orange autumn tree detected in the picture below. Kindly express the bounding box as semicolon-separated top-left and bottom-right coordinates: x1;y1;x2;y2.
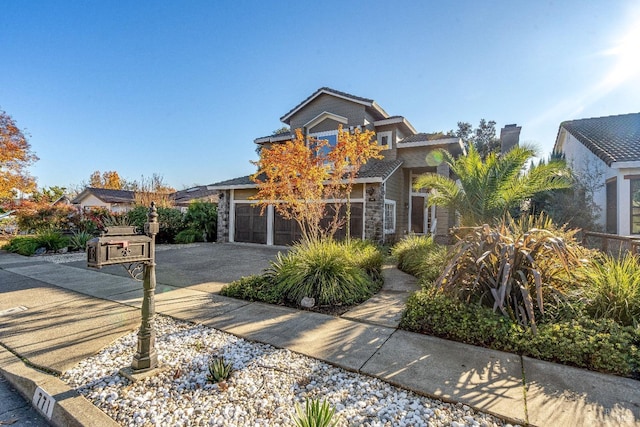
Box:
89;170;123;189
250;125;382;241
0;109;38;201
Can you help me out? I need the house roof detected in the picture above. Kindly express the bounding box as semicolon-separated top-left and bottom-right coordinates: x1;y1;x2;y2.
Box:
206;159;404;191
279;87;390;124
559;112;640;166
172;186;219;206
71;187;135;204
400;132;452;143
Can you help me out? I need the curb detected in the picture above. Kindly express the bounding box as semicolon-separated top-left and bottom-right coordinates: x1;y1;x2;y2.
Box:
0;347;118;427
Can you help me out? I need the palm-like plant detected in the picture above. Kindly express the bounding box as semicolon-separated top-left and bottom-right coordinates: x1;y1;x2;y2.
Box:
414;144;571;226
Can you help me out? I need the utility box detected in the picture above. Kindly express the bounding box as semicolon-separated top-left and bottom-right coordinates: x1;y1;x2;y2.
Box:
87;226;153;269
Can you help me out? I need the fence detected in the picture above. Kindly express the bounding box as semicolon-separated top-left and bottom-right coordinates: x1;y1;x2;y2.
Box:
581;231;640;256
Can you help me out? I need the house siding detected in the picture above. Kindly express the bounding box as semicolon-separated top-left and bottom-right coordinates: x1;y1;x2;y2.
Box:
289;94;366;130
560;131;616;232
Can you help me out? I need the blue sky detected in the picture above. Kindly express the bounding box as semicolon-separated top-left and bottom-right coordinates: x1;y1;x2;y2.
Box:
2;1;639;191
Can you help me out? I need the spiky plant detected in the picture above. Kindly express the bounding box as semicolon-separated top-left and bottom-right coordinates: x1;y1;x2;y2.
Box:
436;214;587;333
293;398;340;427
206;356;234;383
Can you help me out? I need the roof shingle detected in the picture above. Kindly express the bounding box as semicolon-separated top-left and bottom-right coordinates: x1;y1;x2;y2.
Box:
561;112;640;166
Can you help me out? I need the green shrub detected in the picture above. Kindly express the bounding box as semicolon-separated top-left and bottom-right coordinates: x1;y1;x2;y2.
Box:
345;239;384;286
401;288;518;351
36;230;69;252
391;234;448;283
184;201;217;242
3;236;40;256
127;205;185;243
68;231;94;251
221;275;282;304
401;289;640;377
174;228;204;244
580;253;640;327
521;317;640;376
269;239;376;306
293;398;340;427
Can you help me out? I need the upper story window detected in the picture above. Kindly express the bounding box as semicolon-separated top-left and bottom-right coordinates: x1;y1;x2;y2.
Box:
377;131;392;149
309;130;338;159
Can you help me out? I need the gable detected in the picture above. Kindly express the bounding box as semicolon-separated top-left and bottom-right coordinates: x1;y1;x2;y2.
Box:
287;93;368;131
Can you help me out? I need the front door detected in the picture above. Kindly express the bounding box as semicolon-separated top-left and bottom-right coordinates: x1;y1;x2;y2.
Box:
411;195;426;233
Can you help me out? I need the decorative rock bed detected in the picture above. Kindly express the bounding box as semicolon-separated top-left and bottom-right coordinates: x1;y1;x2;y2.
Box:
61;315;518;426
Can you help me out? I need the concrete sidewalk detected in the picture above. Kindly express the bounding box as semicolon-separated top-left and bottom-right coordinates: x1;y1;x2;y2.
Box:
1;247;639;426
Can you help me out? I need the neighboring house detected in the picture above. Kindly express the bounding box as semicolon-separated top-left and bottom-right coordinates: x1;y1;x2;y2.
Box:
208;87;467;246
553;112;640;235
71;187;136;213
72;186;218;214
172;186;219;212
51;194;73;206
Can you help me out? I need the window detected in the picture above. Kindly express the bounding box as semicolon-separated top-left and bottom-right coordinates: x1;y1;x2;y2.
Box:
309;130;338;159
378;131;392;149
384;200;396;234
631;179;640;234
606;178;617;234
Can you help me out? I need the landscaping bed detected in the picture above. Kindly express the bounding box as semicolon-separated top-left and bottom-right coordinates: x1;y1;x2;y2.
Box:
220;239;384;316
393;222;640;380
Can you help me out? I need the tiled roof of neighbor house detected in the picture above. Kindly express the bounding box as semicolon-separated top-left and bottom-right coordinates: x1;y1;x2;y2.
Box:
561;112;640;166
207;175;255;188
207;159;404;190
72;187;135;204
172;186;219;205
280;87;388;123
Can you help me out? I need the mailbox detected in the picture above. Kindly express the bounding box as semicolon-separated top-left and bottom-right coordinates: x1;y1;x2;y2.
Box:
87;226;153;269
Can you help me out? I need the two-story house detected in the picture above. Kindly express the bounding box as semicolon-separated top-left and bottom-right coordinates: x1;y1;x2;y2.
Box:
208;87;465;246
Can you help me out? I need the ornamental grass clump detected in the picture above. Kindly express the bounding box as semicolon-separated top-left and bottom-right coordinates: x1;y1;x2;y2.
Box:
437;214;588;333
268;239;375;307
391;234;449;283
580;252;640;327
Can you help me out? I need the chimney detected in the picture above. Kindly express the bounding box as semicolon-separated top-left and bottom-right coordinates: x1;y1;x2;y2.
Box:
500;124;521;154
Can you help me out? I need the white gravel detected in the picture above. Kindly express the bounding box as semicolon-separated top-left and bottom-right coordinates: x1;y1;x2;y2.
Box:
61;315;519;427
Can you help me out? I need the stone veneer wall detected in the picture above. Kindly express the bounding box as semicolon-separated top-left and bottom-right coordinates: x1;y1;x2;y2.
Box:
216;190;231;243
364;184;384;244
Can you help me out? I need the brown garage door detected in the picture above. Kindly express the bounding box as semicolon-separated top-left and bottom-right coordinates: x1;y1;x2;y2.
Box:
274;211;303;246
273;203;364;245
234;204;267;244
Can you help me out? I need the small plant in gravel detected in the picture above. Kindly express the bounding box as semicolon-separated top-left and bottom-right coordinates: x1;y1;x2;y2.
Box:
293;398;340;427
207;356;234;383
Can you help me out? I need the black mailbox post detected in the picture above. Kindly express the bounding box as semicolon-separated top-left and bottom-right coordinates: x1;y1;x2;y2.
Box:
87;203;159;372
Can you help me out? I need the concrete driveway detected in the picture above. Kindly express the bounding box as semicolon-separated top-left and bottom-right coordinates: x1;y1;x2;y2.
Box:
66;242;286;293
